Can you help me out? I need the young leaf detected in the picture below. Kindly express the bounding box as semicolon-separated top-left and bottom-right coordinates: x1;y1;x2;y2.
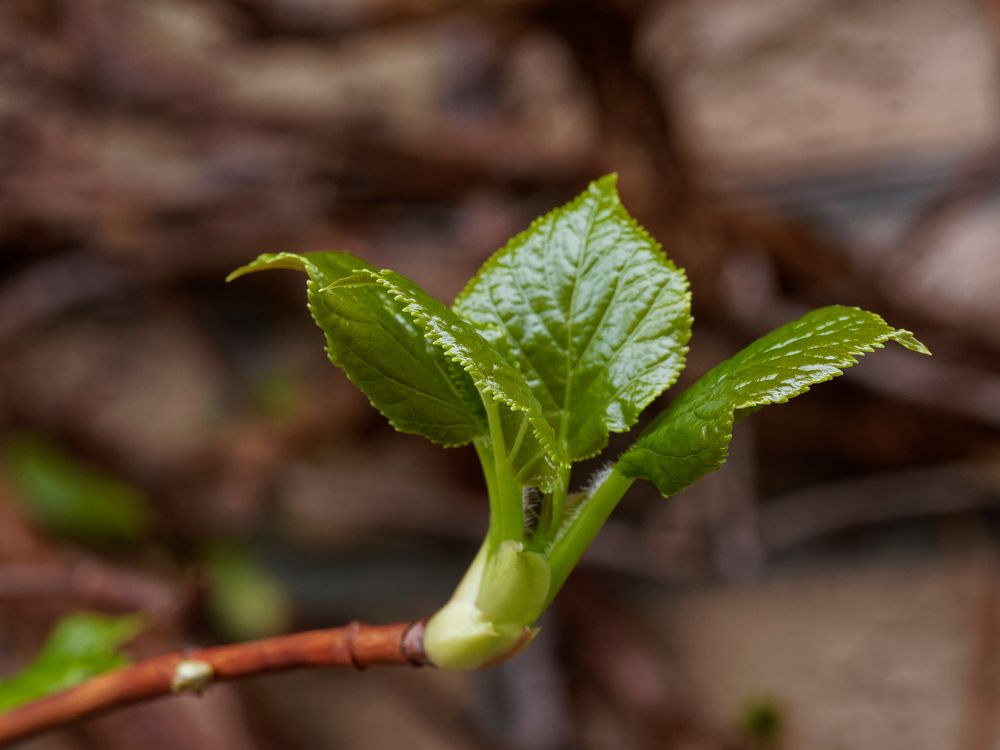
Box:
330;269;566;491
454;174;692;460
228;252;487;448
0;613;144;711
618;306;930;497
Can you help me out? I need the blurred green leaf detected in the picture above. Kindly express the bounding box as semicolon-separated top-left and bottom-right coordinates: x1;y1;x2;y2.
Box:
206;544;292;642
740;696;784;746
3;434;151;542
0;613;144;712
252;369;302;419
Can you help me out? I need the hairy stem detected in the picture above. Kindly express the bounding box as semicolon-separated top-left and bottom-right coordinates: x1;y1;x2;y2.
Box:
544;467;634;605
0;621;427;745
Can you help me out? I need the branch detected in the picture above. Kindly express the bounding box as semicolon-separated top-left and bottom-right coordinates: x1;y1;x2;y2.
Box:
0;620;427;745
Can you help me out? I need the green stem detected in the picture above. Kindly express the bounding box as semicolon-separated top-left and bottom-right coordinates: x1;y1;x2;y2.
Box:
529;464;569;549
475;441;501;548
543;466;634;606
548;466;570;539
483;397;523;543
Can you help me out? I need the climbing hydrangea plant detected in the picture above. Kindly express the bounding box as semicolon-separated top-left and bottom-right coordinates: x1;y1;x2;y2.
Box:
229;174;929;669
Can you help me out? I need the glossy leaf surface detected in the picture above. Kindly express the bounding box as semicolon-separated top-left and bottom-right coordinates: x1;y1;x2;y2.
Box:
455;175;691;460
331;270;566;490
618;306;930;496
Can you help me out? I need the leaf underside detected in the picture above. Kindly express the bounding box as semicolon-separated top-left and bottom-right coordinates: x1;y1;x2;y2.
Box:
618;306;930;497
0;613;143;711
454;174;692;461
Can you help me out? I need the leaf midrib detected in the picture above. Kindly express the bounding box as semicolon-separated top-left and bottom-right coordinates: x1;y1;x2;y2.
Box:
559;190;602;446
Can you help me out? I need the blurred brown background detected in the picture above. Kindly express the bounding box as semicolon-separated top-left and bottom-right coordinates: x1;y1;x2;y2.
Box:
1;0;1000;748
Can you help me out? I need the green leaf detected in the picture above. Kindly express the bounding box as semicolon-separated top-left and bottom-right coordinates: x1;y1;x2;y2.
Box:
0;613;144;712
228;252;487;448
3;434;150;542
331;269;565;490
618;306;930;496
454;174;692;460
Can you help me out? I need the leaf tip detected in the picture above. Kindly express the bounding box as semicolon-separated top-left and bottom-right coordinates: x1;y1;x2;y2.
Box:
892;329;931;356
227;252;309;283
593;172;619;191
225;264;254;283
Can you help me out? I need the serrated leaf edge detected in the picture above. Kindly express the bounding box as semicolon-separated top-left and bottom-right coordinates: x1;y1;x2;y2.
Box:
230;252;487;449
575;178;693;459
331;270;569;488
453;173;694;460
452;174;620;310
619;307;929;495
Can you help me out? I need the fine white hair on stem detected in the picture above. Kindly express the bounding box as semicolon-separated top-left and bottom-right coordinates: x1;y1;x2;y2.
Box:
522;486;542;534
582;462;614;499
553;463;615;538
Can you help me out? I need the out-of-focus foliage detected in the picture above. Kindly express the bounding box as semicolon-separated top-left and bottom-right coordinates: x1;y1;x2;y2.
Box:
205;544;292;642
740;696;784;747
251;371;302;420
3;435;151;542
0;613;144;712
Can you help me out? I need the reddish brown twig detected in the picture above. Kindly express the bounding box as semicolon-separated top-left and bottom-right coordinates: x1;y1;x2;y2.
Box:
0;620;427;746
